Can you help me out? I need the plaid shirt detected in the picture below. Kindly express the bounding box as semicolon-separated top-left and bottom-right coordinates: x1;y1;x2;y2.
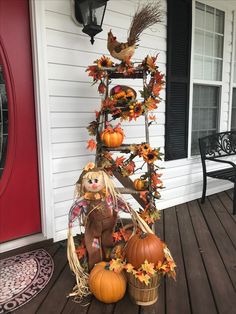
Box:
68;195;130;227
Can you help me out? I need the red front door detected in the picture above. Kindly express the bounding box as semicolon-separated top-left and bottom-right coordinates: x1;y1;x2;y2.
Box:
0;0;41;242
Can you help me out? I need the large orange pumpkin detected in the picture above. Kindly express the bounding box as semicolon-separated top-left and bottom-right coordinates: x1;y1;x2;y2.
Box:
133;178;148;191
125;233;164;269
89;262;127;303
100;126;124;148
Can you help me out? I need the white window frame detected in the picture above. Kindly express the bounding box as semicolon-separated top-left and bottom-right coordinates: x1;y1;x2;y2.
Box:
229;10;236;130
188;0;230;158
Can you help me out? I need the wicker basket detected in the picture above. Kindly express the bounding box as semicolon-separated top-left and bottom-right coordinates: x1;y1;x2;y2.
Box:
127;272;160;306
110;85;136;101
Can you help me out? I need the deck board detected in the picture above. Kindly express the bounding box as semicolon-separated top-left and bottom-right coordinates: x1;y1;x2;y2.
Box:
9;190;236;314
36;263;75;313
188;199;236;314
13;243;66;314
199;198;236;290
61;298;89;314
208;194;236;245
113;294;139;314
154;214;165;314
87;297;115;314
164;207;192;314
176;203;217;314
62;294;91;314
218;191;236;222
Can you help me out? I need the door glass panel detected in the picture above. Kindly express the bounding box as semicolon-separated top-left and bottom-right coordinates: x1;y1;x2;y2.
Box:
0;65;8;178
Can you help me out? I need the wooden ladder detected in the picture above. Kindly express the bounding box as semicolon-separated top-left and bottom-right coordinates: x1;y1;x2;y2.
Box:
95;66;155;211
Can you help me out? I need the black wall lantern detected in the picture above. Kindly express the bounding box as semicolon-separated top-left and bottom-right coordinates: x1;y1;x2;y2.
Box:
74;0;109;44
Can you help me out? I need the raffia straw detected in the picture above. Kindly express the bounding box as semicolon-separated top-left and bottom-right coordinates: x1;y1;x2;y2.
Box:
163;245;175;261
67;227;90;299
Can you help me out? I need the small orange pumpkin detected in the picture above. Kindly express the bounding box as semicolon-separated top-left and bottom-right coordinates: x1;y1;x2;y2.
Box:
125;232;164;269
133;178;148;191
89;262;127;303
100;125;124;148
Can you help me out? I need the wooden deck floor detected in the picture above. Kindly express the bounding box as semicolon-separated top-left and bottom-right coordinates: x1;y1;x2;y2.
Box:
7;190;236;314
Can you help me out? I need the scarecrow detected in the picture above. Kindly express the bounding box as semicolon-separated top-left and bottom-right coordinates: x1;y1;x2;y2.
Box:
67;162;128;271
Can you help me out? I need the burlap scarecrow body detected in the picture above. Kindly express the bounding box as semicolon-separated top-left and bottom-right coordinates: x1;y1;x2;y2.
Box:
68;162;129;271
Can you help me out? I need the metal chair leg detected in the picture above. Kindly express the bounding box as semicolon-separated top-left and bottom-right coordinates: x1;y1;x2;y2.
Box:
201;175;207;204
233;182;236;215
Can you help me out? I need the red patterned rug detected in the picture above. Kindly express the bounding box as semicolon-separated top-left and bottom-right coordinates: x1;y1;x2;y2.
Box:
0;249;54;313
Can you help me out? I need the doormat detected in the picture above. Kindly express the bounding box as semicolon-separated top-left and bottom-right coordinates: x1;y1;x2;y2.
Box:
0;248;54;313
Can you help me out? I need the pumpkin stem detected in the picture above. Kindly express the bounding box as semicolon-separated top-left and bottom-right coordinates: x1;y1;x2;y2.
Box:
104;263;110;270
140;232;147;239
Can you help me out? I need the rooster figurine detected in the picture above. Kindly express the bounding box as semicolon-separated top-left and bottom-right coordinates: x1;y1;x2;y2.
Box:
107;3;162;62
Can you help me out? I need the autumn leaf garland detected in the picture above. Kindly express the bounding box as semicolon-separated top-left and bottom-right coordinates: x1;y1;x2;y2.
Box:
86;54;164;153
85;54;165;225
98;258;176;286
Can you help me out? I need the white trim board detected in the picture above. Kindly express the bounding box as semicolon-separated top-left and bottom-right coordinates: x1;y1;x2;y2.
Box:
0;234;47;253
228;10;236;130
29;0;55;240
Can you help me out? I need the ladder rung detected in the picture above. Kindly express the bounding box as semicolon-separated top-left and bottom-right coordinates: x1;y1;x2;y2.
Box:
103;144;133;152
116;187;144;194
108;72;144;79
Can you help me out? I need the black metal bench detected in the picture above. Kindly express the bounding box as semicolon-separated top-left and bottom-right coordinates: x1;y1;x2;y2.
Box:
199;131;236;215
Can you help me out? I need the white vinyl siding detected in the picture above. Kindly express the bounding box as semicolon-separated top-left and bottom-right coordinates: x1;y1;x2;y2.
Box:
33;0;235;242
43;0;167;240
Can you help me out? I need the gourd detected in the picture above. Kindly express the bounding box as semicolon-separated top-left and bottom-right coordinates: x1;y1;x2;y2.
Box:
125;233;164;269
133;178;148;191
89;262;127;303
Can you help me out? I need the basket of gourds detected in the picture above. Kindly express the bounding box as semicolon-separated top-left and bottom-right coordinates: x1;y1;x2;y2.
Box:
110;85;136;106
123;209;176;306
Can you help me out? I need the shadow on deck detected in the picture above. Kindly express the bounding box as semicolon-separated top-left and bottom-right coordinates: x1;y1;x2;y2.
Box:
5;190;236;314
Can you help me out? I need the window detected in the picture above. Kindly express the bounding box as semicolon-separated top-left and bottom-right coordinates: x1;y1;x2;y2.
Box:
191;2;224;155
191;85;219;154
